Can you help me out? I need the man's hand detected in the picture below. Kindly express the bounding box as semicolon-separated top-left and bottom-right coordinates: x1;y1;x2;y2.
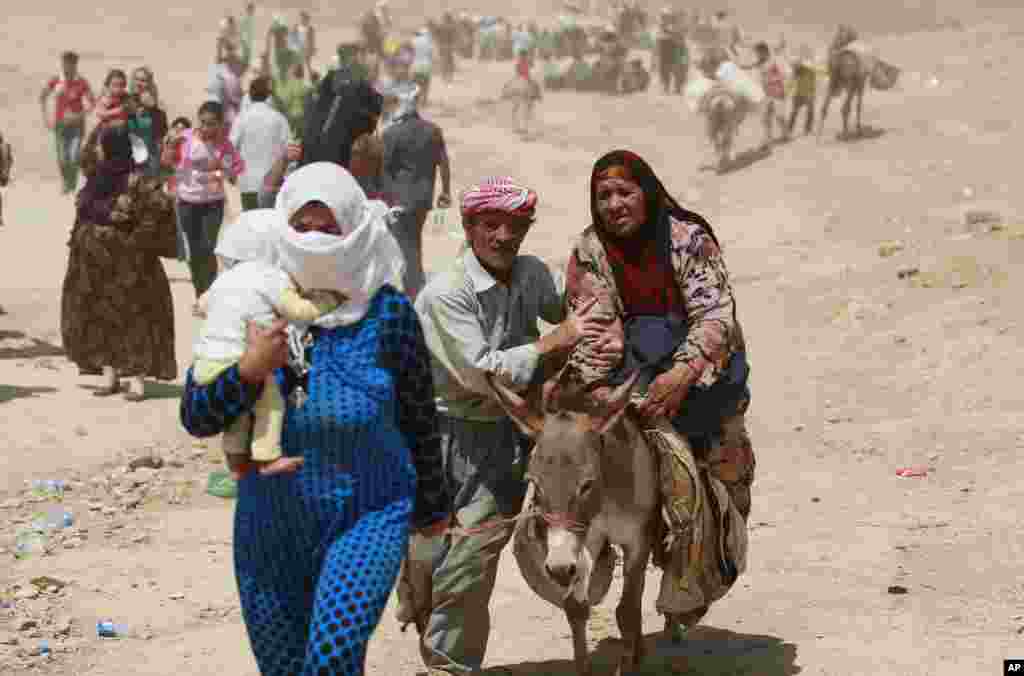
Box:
286;142;302;162
563;296;608;343
635;363;693;420
237;319;289;385
537;297;610;358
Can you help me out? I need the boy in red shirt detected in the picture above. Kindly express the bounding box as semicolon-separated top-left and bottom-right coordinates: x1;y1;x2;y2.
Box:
39;51;96;194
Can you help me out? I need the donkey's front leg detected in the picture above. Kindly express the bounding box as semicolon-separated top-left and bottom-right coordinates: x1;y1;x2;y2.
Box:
564;596;592;676
614;539;650;676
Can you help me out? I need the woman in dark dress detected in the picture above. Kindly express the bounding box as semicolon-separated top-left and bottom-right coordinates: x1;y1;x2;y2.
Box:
60;124;178;401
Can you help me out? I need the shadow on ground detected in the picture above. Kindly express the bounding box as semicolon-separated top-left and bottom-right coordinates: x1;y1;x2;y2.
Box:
78;381;184;400
488;626;800;676
833;125;888;143
0;330;65;360
143;381;186;400
699;146;774;175
0;384;58;404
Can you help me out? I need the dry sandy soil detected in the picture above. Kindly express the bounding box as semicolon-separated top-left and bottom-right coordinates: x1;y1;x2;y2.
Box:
2;1;1023;674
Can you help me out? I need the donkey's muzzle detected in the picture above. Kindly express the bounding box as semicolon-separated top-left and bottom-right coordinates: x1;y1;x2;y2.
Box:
545;562;577;587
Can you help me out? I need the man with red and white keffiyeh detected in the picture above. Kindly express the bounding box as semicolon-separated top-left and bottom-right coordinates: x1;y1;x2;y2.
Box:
403;176;620;675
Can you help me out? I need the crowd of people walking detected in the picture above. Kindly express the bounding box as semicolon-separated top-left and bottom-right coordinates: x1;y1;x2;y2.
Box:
0;3;886;675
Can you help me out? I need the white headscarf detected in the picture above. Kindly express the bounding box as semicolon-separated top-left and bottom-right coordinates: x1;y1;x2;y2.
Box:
274;162;405;328
215;208;281;268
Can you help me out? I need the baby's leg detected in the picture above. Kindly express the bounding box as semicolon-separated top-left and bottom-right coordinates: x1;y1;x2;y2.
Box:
222;414;252;458
251;374;304;476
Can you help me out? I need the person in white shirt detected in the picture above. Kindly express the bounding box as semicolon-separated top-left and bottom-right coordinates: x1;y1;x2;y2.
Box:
230;76;291;211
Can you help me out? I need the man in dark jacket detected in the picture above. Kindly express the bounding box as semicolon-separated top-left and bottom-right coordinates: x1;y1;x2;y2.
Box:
380;81;451;299
299;55;382;169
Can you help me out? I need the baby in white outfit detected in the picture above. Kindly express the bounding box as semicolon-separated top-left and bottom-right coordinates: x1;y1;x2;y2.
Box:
192;209;342;474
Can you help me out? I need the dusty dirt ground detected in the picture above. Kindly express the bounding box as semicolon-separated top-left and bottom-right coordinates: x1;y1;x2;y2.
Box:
2;1;1023;674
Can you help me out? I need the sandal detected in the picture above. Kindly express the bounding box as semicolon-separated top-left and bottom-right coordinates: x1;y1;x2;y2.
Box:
123;377;146;402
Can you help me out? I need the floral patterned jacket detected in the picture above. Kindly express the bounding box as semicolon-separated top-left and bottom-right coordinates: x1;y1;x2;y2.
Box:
557;215;746;393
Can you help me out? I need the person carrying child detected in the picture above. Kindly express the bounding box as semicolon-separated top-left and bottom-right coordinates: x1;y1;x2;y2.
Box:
95;69;130;128
191;207;345;477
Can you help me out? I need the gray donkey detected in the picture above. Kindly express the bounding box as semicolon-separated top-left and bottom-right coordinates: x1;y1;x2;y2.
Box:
488;373;682;676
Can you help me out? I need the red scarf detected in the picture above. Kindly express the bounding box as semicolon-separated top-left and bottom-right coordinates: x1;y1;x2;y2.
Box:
602;230;681;317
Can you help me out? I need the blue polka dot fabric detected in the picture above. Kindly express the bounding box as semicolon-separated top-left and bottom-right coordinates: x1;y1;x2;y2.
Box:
178;288;448;676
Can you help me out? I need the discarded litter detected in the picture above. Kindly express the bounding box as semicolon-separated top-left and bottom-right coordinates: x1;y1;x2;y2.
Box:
30;480;65;499
37;640;50;656
29;576;67;591
97;621;129;638
896;467;929;478
13;529;47;559
206;471;238;499
887;585;909;594
31;507;73;532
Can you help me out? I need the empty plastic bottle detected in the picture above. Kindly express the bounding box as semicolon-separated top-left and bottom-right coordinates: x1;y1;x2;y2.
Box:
97;621;130;638
30;479;65;499
31;507;73;531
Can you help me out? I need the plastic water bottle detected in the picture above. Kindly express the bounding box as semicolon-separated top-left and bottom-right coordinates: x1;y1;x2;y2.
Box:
38;640;51;656
30;480;65;499
31;507;73;531
97;621;129;638
14;529;47;559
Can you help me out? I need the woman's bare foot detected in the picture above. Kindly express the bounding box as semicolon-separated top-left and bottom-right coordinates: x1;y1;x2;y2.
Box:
256;456;305;476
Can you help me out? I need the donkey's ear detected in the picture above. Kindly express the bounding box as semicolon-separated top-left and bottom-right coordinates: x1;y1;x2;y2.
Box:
589;372;640;436
486;374;545;440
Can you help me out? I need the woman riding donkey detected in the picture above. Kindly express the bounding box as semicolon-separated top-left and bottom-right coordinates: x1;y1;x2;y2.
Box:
548;149;755;630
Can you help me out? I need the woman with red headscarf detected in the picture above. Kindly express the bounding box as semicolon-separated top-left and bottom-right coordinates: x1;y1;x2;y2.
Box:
551;149;754;630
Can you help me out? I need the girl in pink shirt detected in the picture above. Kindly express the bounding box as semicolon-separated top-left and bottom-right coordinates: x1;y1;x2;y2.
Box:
96;69;130;127
162;100;244;306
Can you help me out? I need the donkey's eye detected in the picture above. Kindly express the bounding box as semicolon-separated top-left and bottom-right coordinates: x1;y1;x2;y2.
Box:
578;480;595;497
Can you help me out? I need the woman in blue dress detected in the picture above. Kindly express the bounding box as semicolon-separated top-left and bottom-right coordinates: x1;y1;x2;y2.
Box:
180;162;450;675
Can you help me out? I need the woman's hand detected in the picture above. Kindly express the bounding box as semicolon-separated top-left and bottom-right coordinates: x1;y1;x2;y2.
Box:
237;319;289;385
286;142;302;162
635;363;693;420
